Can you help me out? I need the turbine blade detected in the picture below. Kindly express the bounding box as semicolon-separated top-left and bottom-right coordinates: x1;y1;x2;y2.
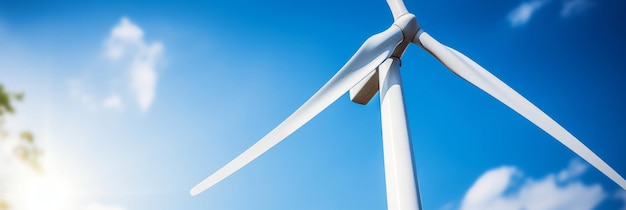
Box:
191;25;404;196
386;0;409;20
414;31;626;190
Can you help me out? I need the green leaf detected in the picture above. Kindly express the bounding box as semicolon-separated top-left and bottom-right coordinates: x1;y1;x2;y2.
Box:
20;131;34;143
14;92;24;101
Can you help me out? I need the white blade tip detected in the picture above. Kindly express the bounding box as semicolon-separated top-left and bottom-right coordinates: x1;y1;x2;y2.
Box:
190;183;208;196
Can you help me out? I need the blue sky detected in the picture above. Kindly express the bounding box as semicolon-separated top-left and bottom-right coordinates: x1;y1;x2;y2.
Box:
0;0;625;209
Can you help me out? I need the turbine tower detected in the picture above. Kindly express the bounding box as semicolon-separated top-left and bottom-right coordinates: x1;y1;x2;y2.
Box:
191;0;626;209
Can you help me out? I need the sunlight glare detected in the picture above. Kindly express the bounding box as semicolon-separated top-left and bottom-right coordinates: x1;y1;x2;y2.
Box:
25;175;68;210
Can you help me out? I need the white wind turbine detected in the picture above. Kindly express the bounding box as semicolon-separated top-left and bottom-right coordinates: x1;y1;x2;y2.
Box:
191;0;626;209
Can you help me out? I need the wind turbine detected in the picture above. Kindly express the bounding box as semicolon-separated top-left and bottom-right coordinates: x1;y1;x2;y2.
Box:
191;0;626;209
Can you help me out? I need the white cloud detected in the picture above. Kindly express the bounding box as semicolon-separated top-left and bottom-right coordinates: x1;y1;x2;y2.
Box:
508;1;547;27
68;17;163;113
617;190;626;210
440;202;455;210
557;159;587;181
105;17;163;113
68;78;98;111
102;94;123;110
561;0;594;18
462;166;518;209
106;18;144;60
507;0;595;27
460;159;606;210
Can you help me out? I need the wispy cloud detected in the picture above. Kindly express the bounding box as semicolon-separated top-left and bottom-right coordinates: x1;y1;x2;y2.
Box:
617;190;626;210
557;158;587;181
68;17;164;113
102;94;123;111
459;159;606;210
508;1;547;27
105;17;163;113
68;78;98;111
561;0;594;18
507;0;595;27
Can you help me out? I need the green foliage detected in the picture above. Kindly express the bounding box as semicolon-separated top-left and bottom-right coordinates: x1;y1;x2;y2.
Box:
0;84;42;209
20;131;33;143
0;85;23;116
0;84;26;141
0;85;41;172
15;131;42;172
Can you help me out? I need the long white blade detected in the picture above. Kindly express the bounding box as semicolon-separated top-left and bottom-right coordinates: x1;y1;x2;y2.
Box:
386;0;409;20
190;26;404;196
414;31;626;190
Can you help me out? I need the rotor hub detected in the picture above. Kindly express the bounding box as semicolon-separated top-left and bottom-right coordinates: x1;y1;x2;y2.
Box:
390;13;420;58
